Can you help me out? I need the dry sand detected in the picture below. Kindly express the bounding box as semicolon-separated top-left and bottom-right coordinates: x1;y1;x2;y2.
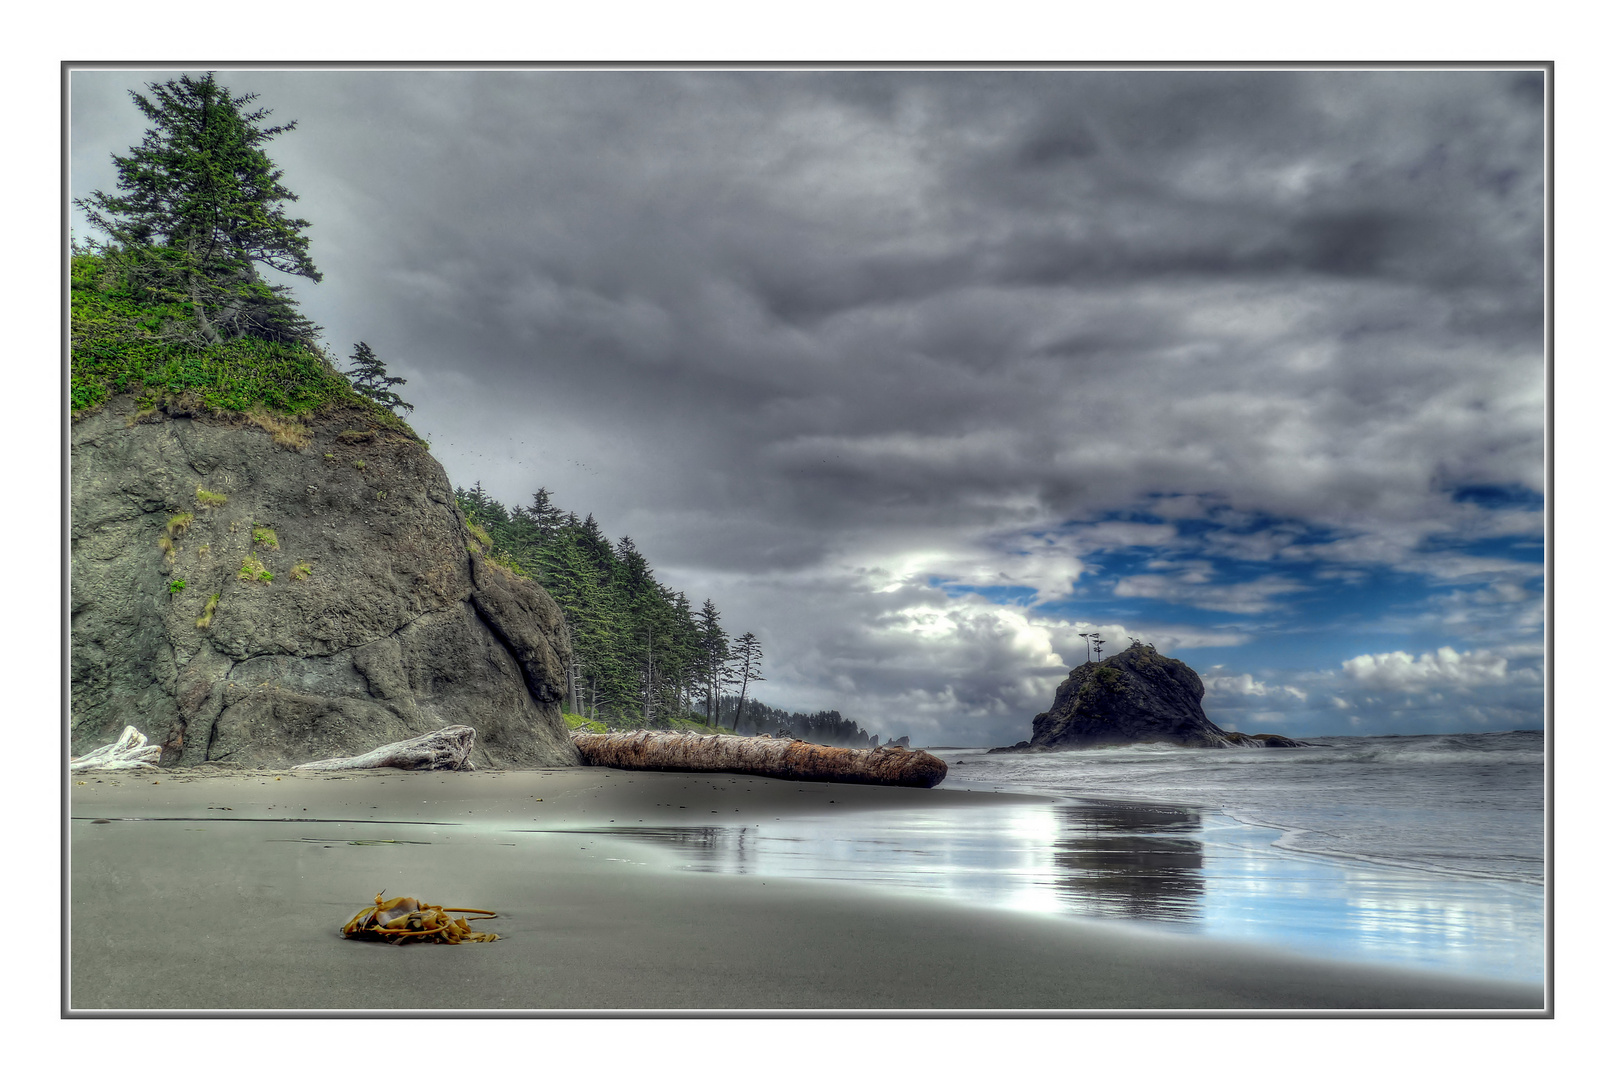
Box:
67;765;1544;1013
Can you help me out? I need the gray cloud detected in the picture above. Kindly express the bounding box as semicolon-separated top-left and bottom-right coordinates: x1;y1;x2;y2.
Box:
69;67;1545;742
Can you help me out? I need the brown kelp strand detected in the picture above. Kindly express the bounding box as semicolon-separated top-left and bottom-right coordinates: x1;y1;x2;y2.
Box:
340;893;499;944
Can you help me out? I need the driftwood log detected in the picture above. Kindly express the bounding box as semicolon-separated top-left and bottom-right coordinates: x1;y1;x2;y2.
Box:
70;726;163;771
293;725;478;772
572;730;948;788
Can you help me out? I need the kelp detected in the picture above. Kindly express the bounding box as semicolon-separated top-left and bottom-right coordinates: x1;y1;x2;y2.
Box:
340;892;499;944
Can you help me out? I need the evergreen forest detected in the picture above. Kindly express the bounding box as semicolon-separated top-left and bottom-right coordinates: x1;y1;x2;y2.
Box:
454;484;888;746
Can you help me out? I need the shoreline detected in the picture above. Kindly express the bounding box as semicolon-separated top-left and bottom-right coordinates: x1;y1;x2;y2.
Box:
68;766;1543;1012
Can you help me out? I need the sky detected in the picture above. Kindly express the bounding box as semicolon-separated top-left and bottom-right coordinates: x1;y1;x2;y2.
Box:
67;66;1547;747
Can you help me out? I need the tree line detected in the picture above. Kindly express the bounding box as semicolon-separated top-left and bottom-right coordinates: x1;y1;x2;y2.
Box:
456;484;768;729
722;699;890;748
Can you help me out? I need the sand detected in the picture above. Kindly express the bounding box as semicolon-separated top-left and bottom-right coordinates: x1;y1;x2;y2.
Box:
67;765;1544;1013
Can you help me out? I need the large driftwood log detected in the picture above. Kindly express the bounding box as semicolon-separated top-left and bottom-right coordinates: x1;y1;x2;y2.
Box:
70;726;163;771
293;725;478;772
572;730;948;788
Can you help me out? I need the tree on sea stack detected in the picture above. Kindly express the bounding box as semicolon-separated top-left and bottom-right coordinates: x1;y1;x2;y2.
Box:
346;341;415;415
76;72;322;345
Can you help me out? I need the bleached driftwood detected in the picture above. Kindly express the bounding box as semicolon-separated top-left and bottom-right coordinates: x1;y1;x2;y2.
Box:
293;725;478;772
70;726;163;771
572;730;948;788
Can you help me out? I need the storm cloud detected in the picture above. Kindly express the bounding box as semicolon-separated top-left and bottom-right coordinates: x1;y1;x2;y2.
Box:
69;67;1546;744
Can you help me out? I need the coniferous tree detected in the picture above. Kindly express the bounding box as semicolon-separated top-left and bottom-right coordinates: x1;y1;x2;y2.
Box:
698;599;729;725
526;488;566;538
452;485;779;734
729;631;765;730
346;341;414;415
76;72;321;345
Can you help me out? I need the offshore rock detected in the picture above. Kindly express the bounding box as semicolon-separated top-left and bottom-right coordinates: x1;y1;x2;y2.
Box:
70;397;582;770
991;643;1303;752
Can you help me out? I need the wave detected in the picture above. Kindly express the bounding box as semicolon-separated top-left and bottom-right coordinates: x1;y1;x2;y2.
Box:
945;729;1545;886
1218;806;1546;887
968;731;1543;770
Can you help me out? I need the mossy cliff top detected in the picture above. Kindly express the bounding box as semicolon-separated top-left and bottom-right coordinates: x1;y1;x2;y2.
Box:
70;250;415;438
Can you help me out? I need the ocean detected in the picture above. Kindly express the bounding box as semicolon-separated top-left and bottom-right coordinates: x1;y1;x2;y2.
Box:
608;730;1546;985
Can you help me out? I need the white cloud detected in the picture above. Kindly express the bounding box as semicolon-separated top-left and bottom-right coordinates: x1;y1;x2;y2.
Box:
1203;673;1308;701
850;526;1088;603
1340;645;1520;691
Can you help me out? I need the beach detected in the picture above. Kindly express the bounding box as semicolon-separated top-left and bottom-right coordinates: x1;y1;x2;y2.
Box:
67;765;1543;1013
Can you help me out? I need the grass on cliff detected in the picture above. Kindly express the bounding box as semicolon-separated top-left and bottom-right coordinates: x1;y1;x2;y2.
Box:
71;250;417;437
195;592;220;629
238;554;273;583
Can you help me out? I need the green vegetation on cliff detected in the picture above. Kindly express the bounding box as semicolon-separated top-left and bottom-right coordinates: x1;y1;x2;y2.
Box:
71;249;411;430
71;72;415;435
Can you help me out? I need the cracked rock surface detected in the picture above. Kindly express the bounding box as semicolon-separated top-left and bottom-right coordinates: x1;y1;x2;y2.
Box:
70;397;581;769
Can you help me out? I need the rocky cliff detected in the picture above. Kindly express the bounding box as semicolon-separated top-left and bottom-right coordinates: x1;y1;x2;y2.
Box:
994;644;1301;751
70;396;582;769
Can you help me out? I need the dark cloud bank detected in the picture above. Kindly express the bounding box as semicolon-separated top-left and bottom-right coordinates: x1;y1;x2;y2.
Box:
70;68;1546;745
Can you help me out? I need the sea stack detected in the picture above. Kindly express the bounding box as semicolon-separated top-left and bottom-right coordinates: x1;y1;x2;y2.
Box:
994;643;1302;751
70;398;582;770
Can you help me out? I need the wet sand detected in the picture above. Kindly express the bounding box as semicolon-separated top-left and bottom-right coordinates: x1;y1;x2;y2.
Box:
67;766;1543;1012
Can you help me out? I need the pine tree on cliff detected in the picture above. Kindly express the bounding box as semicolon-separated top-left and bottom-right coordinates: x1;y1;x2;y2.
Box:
346;342;415;415
76;72;321;345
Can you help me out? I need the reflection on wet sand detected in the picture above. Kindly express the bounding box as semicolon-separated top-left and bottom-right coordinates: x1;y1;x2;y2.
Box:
1048;804;1203;922
602;801;1211;925
581;799;1544;983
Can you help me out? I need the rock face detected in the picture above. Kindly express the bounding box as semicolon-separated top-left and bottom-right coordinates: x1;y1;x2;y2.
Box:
997;644;1302;751
70;397;582;770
